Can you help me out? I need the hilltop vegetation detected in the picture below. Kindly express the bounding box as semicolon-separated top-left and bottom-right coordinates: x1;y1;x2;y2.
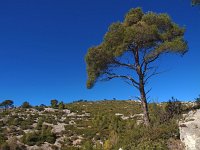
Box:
0;98;197;150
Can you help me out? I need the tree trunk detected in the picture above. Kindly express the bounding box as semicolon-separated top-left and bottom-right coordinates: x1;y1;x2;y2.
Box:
139;81;150;126
133;48;150;126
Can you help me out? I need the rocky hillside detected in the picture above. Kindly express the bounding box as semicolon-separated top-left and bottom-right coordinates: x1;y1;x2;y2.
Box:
0;100;198;150
180;109;200;150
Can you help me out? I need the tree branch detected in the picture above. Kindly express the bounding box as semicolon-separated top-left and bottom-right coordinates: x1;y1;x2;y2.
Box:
146;54;160;64
144;68;159;85
113;60;136;70
142;53;160;76
104;72;140;89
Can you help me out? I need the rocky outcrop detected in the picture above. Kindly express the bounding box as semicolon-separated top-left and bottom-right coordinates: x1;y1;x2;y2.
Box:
179;109;200;150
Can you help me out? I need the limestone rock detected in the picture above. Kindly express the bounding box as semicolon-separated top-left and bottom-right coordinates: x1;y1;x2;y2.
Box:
179;109;200;150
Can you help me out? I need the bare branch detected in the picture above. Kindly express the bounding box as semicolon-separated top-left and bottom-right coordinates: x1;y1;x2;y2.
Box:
141;48;148;68
144;68;168;85
142;53;160;76
113;60;136;70
147;98;152;103
135;96;141;102
104;72;140;89
143;65;157;76
146;88;152;95
142;62;148;76
144;68;160;85
124;80;135;87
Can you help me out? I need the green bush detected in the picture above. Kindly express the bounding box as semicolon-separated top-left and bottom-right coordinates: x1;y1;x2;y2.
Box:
35;106;45;111
58;101;65;110
149;103;165;125
195;95;200;108
22;131;41;146
41;126;56;144
21;101;32;108
164;97;182;122
22;125;56;146
51;99;58;109
36;117;45;130
82;140;93;150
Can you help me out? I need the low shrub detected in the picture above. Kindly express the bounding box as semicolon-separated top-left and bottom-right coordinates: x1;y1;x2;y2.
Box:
195;95;200;109
22;125;56;146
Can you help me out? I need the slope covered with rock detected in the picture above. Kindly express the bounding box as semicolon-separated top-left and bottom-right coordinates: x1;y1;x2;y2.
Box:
0;100;196;150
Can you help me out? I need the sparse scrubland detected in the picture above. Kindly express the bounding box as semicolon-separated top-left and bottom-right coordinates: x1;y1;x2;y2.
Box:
0;98;198;150
0;0;199;149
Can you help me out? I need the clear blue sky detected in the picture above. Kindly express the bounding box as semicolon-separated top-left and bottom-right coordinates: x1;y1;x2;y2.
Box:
0;0;199;106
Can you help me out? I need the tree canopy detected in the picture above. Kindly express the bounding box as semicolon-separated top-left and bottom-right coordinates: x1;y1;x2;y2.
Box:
21;101;32;108
85;8;187;125
0;100;14;109
51;99;58;109
86;8;187;89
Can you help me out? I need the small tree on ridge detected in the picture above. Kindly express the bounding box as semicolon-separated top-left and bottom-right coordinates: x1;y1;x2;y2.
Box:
51;99;58;109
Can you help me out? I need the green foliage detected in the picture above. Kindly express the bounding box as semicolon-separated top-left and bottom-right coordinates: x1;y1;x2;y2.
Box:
82;140;93;150
36;117;45;130
105;130;119;150
22;131;41;146
22;125;56;146
35;105;45;111
21;119;34;130
127;140;167;150
85;7;187;88
116;119;179;150
92;113;109;130
41;125;56;144
0;100;14;109
51;99;58;109
92;113;125;133
67;100;180;150
45;115;57;125
58;101;65;110
67;100;141;117
0;100;188;149
8;116;34;130
21;101;32;108
165;97;182;121
195;95;200;108
149;103;166;125
61;146;80;150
